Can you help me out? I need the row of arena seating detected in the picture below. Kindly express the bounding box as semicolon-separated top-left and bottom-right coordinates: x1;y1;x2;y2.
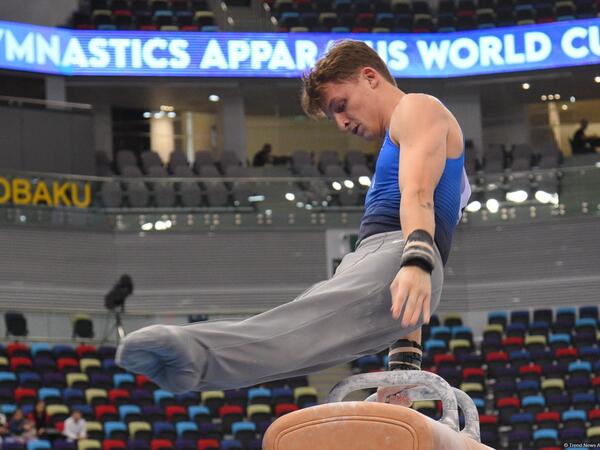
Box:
97;149;372;178
0;342;317;450
353;305;600;448
95;149;373;208
5;438;259;450
70;0;218;31
266;0;599;33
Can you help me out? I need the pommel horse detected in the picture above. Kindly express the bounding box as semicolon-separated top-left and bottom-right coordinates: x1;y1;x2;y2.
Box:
263;370;495;449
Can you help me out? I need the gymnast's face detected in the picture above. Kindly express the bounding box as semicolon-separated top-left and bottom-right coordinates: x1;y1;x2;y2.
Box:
321;68;384;141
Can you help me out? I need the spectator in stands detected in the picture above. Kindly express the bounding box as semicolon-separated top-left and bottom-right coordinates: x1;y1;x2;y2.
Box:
8;408;35;442
572;119;600;154
252;143;273;166
62;410;86;442
29;400;47;439
0;412;8;444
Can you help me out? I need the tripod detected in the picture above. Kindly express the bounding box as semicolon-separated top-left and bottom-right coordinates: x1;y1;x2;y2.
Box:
102;305;126;344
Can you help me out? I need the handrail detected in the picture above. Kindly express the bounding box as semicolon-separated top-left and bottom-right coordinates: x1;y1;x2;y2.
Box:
0;95;92;111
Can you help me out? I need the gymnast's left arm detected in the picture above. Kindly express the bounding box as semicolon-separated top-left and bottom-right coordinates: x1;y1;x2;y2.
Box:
388;94;447;328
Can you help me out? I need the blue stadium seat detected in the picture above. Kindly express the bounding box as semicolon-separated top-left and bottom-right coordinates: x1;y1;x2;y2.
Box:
39;387;61;403
27;440;51;450
119;404;141;422
113;373;135;388
176;421;199;439
533;428;558;447
153;389;175;406
153;421;176;439
522;395;545;414
430;326;451;341
30;344;52;358
580;305;599;320
104;421;128;439
188;405;211;423
63;388;84;405
248;387;271;404
488;311;507;327
221;440;243;450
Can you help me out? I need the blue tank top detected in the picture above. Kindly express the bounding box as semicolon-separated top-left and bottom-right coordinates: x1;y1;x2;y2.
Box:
357;131;471;265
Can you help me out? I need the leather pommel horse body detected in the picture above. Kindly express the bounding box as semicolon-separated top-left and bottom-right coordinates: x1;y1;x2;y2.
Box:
263;371;495;450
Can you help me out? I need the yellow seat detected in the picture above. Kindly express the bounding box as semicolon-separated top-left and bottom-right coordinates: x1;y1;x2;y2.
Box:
525;335;547;347
67;373;89;388
587;426;600;439
85;388;108;405
449;339;472;353
86;421;103;434
247;404;272;418
460;383;484;399
293;387;318;403
80;358;101;373
46;404;69;417
541;379;565;391
128;421;151;439
200;391;225;402
77;439;101;450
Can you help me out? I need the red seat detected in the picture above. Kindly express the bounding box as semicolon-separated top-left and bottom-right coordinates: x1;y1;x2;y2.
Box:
7;343;29;358
555;347;578;361
76;344;97;359
462;368;485;382
95;404;118;421
520;364;542;375
57;358;79;372
274;403;299;417
103;440;126;450
151;439;173;450
485;351;508;364
479;415;498;425
535;411;560;425
588;408;600;421
502;337;524;351
108;389;131;404
197;439;220;450
15;387;37;403
10;357;33;372
496;397;520;409
165;405;187;422
218;405;243;419
433;353;455;368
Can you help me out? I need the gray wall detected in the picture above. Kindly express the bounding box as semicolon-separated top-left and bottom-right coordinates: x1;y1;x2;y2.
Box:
0;218;598;323
0;105;94;174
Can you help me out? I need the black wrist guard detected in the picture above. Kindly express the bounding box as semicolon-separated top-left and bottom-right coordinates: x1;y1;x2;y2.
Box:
400;229;435;274
388;339;423;371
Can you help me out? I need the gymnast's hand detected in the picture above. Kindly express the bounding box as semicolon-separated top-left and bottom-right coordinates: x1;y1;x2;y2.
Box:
390;266;431;327
115;325;204;394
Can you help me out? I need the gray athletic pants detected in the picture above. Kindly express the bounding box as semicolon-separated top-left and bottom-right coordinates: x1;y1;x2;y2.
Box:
115;230;444;393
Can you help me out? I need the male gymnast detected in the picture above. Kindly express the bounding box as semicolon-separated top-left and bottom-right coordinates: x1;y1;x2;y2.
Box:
116;40;471;405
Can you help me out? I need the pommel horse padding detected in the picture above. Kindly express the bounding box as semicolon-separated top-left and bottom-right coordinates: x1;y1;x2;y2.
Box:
262;371;495;450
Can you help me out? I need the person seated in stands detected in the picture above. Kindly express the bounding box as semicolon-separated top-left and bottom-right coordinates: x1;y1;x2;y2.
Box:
252;143;273;166
62;410;87;442
8;409;35;443
29;400;48;439
0;412;8;445
572;119;600;154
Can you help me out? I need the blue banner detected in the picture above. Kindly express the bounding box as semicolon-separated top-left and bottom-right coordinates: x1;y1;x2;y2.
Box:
0;19;598;78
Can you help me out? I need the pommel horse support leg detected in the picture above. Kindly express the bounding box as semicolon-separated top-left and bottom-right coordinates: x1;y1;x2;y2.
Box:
263;371;495;450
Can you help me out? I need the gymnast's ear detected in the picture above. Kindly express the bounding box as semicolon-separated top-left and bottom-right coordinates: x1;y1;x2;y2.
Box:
361;67;380;89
